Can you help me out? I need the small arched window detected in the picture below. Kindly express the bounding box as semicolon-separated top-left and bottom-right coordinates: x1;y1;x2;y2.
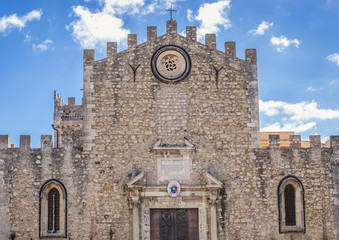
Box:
40;180;67;237
278;176;305;233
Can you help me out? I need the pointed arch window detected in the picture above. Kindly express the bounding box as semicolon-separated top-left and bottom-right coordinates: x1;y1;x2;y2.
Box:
278;176;305;233
40;180;67;237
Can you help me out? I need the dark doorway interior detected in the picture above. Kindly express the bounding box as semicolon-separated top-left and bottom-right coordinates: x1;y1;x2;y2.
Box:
150;208;199;240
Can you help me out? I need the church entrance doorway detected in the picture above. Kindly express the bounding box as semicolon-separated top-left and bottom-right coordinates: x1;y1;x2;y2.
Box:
150;209;199;240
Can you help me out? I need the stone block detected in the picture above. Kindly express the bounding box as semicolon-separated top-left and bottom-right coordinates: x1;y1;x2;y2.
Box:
128;34;137;49
310;135;321;148
205;34;216;49
225;41;236;58
269;135;280;148
186;26;197;41
289;135;301;148
245;49;257;65
0;135;10;149
20;135;31;151
147;26;157;42
107;42;117;58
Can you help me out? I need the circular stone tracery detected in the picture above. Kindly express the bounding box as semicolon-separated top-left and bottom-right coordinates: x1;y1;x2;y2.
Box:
151;45;191;83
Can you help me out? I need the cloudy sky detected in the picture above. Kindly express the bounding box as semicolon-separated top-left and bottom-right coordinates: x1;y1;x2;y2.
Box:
0;0;338;147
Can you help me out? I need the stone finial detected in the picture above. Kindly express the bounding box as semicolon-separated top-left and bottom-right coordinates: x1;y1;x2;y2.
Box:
205;34;216;49
128;34;137;49
20;135;31;151
225;42;236;59
269;135;280;148
147;26;157;42
41;135;53;149
107;42;117;58
310;135;321;148
289;135;301;148
68;97;76;106
166;19;177;34
186;26;197;41
84;49;95;66
0;135;10;149
245;49;257;65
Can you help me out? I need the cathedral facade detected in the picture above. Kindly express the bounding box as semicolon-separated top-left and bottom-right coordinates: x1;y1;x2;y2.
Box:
0;20;339;240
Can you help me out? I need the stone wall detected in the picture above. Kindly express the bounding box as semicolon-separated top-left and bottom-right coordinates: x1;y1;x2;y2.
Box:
0;20;338;240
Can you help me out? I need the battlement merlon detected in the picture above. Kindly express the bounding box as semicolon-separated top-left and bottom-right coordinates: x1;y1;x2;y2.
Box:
266;134;339;149
0;135;53;150
83;22;257;65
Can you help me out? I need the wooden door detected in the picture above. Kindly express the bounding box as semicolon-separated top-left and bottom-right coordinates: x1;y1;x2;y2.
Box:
150;209;199;240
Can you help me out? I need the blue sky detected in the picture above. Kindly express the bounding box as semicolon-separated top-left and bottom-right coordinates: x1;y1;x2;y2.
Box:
0;0;339;147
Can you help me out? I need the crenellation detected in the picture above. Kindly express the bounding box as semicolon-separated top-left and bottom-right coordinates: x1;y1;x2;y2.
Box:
166;19;177;34
205;33;216;49
128;34;137;49
289;135;301;148
245;49;257;65
107;42;117;58
68;97;76;106
0;135;10;149
186;26;197;41
269;134;280;148
147;26;157;42
225;41;236;58
41;135;53;150
83;49;95;66
19;135;31;151
310;135;321;148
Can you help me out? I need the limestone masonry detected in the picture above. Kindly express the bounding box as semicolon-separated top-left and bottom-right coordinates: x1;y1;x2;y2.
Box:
0;20;338;240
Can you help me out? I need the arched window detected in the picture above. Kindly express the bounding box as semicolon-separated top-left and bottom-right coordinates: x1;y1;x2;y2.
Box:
278;176;305;233
40;180;67;237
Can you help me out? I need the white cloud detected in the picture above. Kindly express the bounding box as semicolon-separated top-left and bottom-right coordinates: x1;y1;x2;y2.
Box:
0;9;42;34
330;79;339;86
195;0;231;40
261;122;316;133
248;21;273;36
270;35;301;52
326;53;339;67
24;33;32;43
306;86;317;92
260;99;339;134
101;0;145;14
67;5;130;50
260;100;339;121
32;39;54;51
141;0;182;15
187;9;194;22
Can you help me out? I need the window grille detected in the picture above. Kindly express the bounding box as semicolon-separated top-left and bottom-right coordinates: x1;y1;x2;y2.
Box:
48;188;60;232
284;184;296;226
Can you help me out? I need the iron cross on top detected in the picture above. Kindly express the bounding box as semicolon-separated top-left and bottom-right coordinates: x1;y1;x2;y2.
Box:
166;5;177;20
